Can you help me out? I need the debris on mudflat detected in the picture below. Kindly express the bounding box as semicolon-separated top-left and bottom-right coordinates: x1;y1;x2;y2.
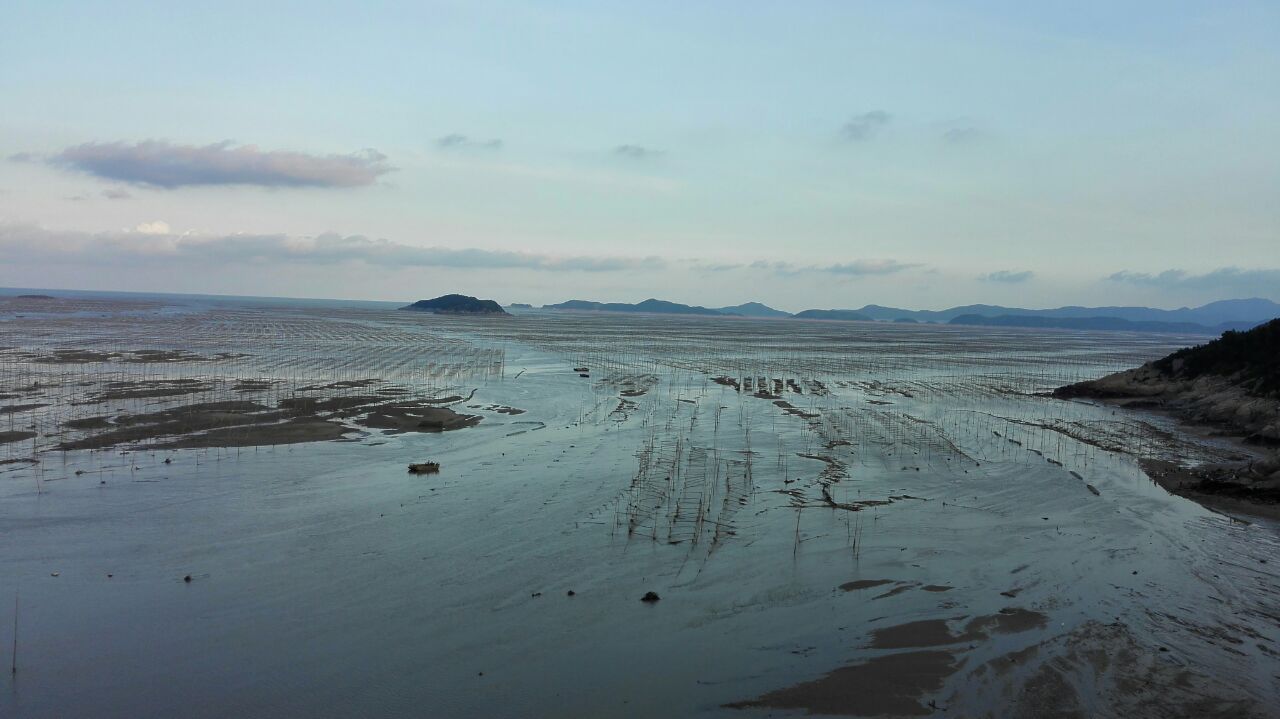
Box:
641;591;661;603
408;462;441;474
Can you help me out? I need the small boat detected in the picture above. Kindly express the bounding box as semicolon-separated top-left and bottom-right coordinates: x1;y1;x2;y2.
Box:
407;462;440;474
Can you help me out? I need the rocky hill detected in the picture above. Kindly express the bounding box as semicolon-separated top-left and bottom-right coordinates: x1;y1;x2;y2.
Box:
401;294;508;315
1055;319;1280;511
715;302;791;318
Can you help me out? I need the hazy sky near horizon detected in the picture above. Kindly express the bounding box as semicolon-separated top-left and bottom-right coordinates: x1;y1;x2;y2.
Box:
2;1;1277;311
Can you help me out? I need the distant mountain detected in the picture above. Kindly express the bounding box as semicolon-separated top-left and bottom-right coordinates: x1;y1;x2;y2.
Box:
790;309;874;322
854;304;954;322
543;298;725;316
1020;298;1280;326
854;298;1280;327
715;302;791;318
401;294;508;315
1171;298;1280;326
947;314;1261;335
535;296;1279;333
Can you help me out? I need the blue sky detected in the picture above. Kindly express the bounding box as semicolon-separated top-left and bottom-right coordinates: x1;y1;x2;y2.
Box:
2;1;1277;310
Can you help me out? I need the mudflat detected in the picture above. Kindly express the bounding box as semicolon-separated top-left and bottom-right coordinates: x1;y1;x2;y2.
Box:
2;295;1277;718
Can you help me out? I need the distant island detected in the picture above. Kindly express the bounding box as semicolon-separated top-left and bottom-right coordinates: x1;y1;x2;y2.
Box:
542;298;725;316
401;294;508;315
790;309;874;322
946;314;1259;335
1056;318;1280;514
536;296;1278;335
856;298;1280;327
506;303;533;309
715;302;792;318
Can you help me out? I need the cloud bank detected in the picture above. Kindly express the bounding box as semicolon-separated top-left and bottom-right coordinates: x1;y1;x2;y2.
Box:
0;223;663;273
982;269;1033;283
730;259;921;276
47;141;393;189
842;111;890;141
1107;267;1280;294
614;144;662;160
436;134;503;150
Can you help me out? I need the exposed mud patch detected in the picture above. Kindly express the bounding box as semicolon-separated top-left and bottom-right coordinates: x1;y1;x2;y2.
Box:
726;650;959;716
1;403;49;413
154;419;351;449
51;396;480;451
361;404;481;433
0;431;37;445
840;579;894;591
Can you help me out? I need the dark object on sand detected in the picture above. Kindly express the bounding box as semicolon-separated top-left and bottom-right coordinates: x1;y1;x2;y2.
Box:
408;462;441;474
400;294;508;315
641;591;661;603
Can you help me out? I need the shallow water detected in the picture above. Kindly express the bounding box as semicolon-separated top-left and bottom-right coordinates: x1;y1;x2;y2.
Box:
2;297;1278;717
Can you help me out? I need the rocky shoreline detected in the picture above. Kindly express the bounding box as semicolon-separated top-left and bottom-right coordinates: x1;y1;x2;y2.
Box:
1055;319;1280;517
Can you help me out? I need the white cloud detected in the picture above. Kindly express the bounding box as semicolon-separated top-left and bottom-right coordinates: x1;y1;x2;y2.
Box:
842;111;891;141
136;220;171;235
0;223;665;273
47;140;393;189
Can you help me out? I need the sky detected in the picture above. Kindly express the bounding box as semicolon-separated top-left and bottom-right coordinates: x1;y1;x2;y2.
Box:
2;1;1278;311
